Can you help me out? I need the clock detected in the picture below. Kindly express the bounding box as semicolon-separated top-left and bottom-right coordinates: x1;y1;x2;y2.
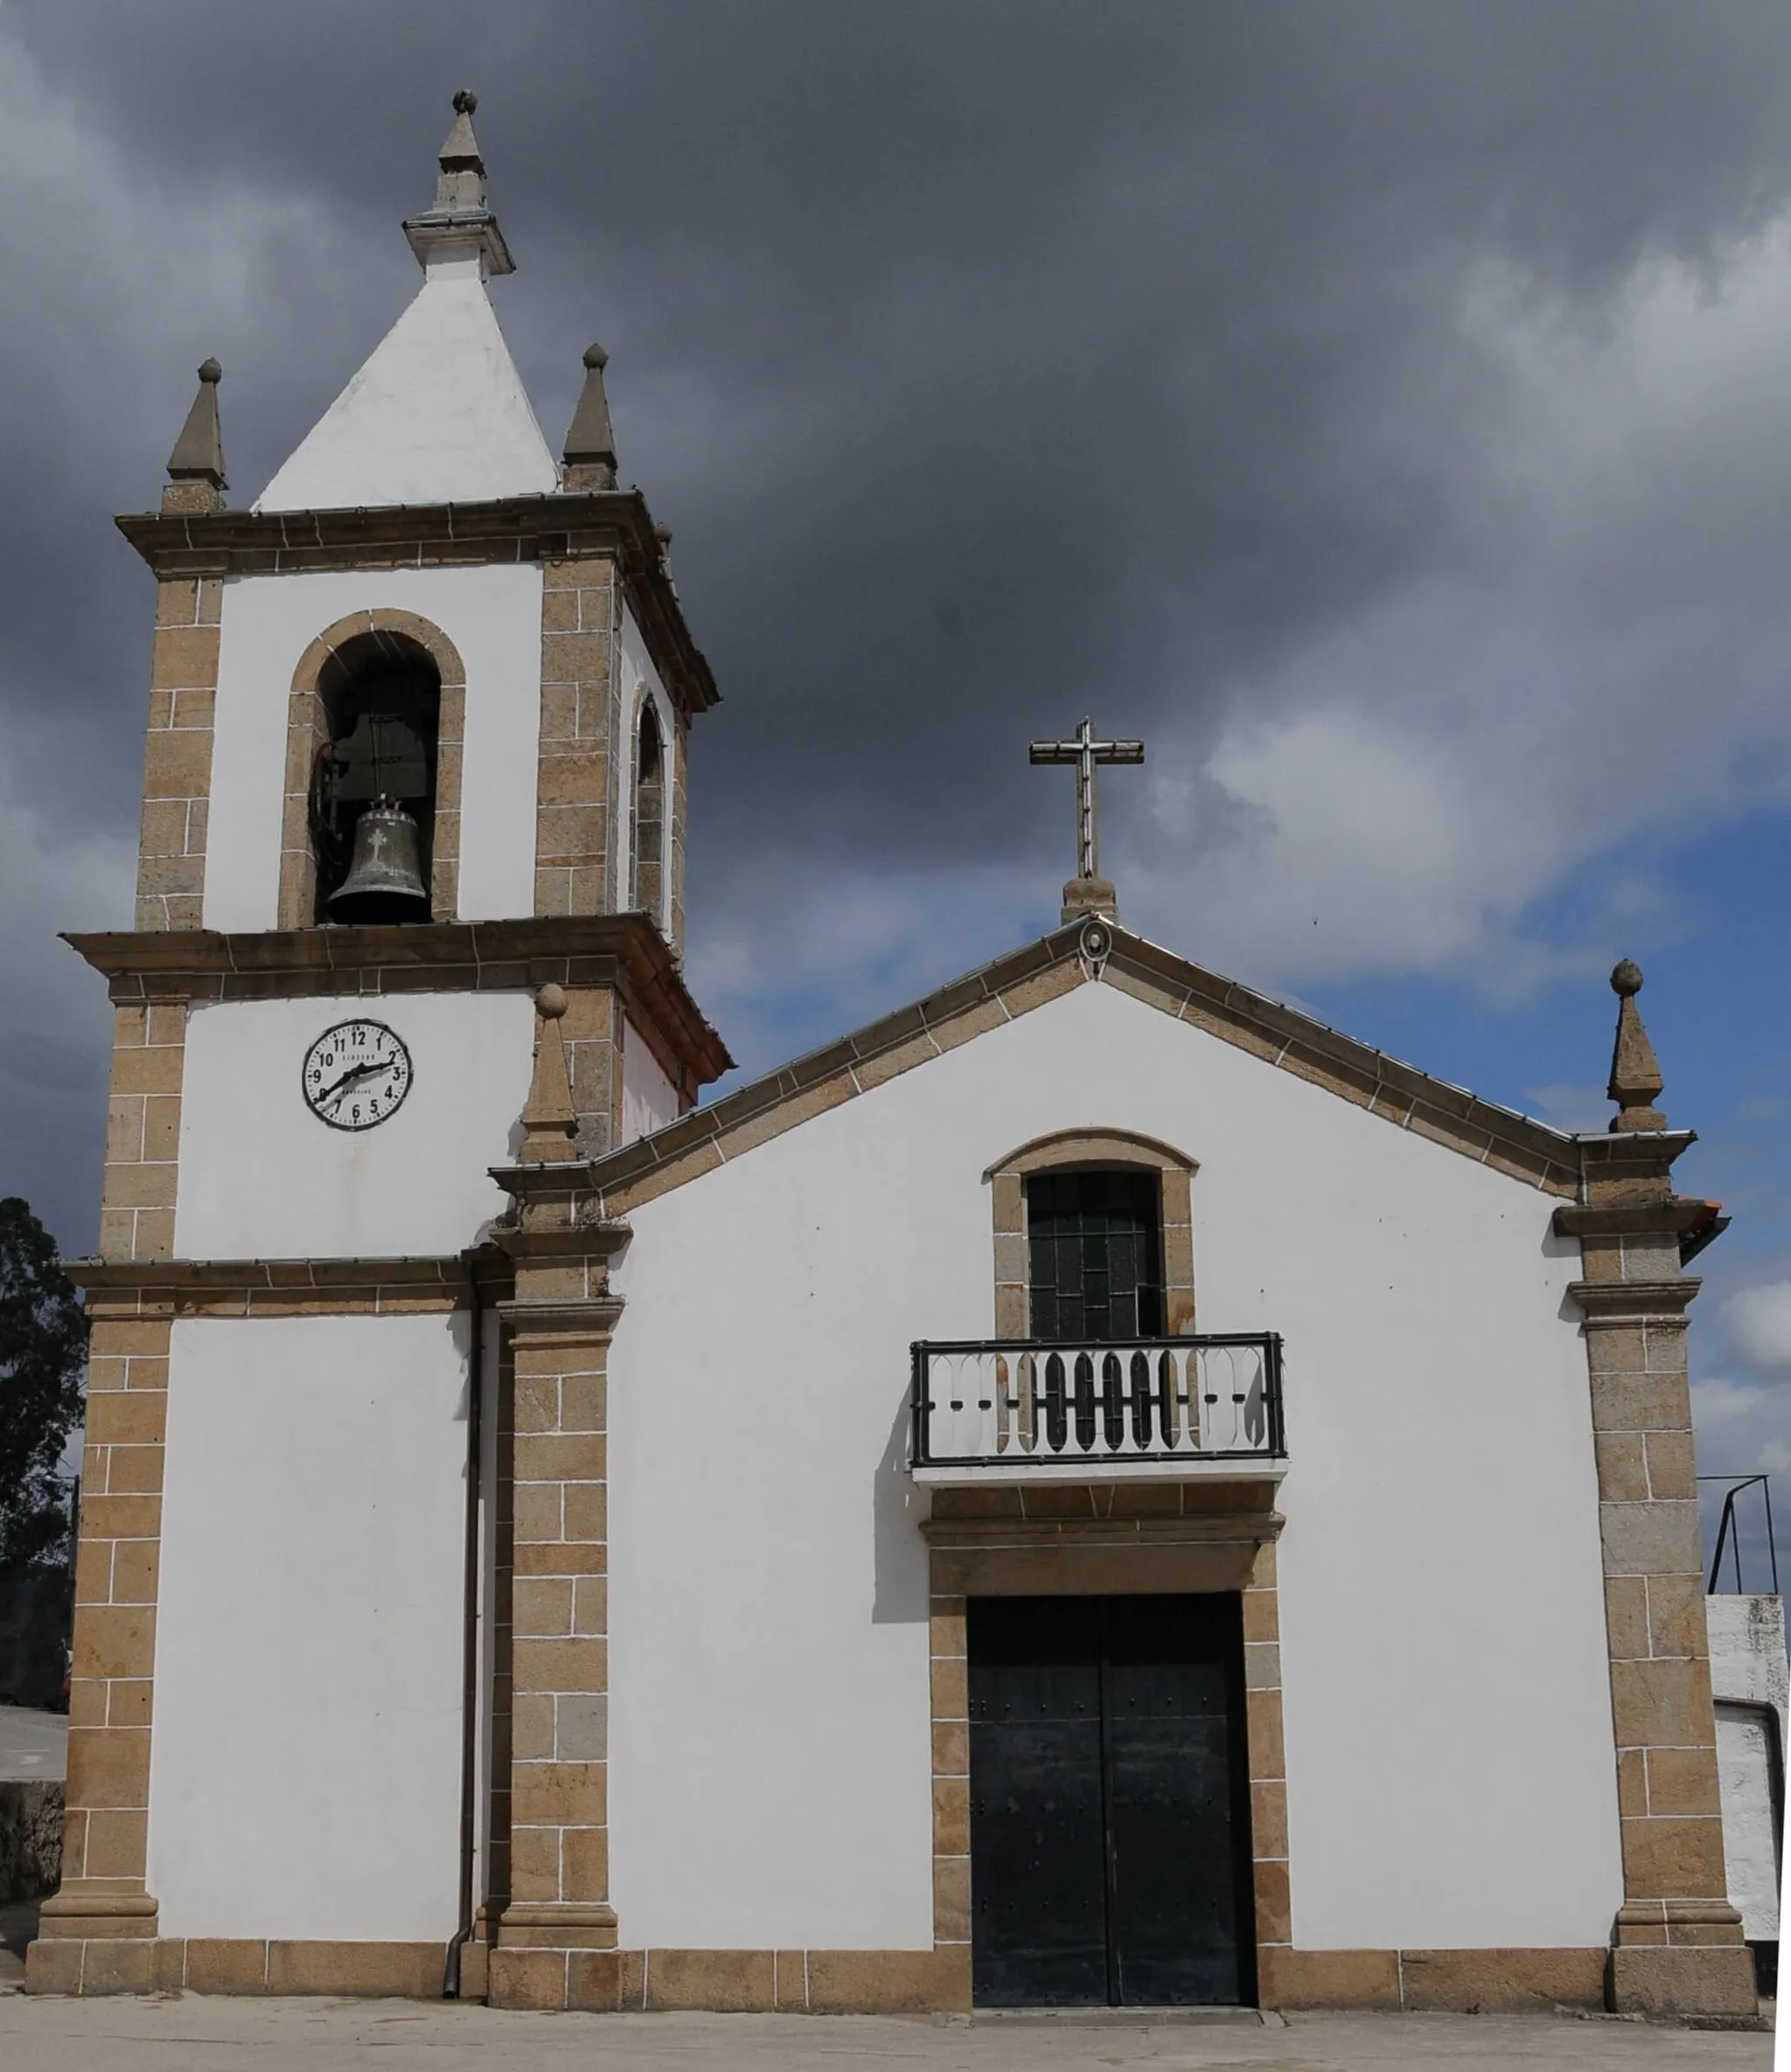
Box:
301;1019;413;1131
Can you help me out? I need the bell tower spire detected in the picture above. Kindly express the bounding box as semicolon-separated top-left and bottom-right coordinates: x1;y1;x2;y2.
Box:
403;88;514;277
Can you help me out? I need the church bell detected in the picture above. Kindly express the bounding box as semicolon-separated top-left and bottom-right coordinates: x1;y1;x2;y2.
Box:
329;797;430;924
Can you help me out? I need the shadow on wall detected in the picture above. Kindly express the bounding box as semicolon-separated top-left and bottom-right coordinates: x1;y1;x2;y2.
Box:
872;1385;930;1626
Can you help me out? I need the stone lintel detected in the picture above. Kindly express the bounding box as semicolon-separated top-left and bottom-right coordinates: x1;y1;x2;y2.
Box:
921;1513;1284;1550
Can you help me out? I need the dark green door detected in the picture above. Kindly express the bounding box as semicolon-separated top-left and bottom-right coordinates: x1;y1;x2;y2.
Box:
967;1594;1254;2007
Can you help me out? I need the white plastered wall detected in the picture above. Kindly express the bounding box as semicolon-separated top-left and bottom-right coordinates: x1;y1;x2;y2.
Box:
148;1313;470;1941
619;1015;679;1145
204;562;543;931
175;991;534;1260
1706;1593;1788;1941
605;977;1621;1952
616;603;675;925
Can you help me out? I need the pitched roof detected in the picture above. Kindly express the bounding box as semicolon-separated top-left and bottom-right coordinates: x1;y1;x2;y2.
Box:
586;918;1584;1217
257;89;551;513
255;272;556;512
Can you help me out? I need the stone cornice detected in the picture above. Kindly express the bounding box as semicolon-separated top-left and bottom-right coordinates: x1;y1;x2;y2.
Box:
63;913;733;1092
114;489;719;715
582;920;1587;1219
65;1252;505;1315
488;1217;632;1259
1553;1200;1713;1239
1567;1277;1702;1318
1105;933;1585;1190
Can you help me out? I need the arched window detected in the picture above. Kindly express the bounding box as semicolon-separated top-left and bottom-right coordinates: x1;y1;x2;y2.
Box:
307;631;441;924
985;1129;1197;1341
630;700;666;922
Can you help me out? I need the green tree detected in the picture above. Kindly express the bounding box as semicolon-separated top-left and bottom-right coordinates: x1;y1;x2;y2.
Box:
0;1196;87;1567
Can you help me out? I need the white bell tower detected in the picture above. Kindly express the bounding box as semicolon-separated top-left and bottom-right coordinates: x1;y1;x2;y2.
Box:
32;94;728;2005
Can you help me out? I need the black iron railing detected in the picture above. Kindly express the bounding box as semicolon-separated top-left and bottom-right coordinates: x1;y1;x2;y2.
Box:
910;1333;1285;1470
1700;1473;1780;1594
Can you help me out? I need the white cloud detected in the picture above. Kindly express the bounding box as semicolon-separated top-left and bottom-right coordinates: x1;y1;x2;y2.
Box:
1523;1083;1612;1134
0;32;358;1245
1119;226;1791;1000
1694;1374;1791;1475
0;761;133;1243
1723;1281;1791;1374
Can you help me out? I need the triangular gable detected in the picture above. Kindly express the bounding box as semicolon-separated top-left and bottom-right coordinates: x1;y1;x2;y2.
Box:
256;273;557;513
589;920;1582;1217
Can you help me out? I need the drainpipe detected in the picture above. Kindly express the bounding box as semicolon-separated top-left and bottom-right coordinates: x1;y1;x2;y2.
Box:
443;1266;490;1999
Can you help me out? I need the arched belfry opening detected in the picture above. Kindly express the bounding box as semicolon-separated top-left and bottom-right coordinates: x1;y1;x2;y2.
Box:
631;699;666;922
308;631;442;924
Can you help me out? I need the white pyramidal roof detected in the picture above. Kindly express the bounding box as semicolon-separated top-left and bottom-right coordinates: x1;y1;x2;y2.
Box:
256;94;558;514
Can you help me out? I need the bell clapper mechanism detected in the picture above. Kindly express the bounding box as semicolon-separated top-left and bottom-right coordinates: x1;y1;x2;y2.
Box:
310;708;434;924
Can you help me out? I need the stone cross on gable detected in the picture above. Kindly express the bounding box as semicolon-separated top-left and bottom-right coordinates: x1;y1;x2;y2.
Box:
1028;718;1144;924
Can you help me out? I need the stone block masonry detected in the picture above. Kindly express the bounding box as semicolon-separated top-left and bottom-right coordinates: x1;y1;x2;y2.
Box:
536;555;620;919
487;1290;621;2013
136;580;220;932
27;1301;172;1989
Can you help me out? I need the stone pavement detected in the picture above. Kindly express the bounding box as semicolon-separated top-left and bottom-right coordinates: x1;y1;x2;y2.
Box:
0;1999;1773;2071
0;1708;65;1782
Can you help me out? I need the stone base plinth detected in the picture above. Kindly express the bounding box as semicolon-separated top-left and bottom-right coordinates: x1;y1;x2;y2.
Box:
1609;1944;1759;2020
24;1935;447;1998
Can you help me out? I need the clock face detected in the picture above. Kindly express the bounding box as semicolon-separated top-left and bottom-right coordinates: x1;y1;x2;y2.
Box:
301;1020;413;1132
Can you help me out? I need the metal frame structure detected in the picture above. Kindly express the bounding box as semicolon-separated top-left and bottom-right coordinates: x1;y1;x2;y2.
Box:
1700;1472;1780;1594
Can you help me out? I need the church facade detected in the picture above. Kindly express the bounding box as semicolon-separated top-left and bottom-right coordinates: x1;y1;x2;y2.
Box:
28;100;1758;2020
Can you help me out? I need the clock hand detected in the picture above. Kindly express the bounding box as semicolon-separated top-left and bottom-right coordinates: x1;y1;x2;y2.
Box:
317;1059;388;1106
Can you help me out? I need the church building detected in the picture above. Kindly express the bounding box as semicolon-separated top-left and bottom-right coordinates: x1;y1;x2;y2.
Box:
27;97;1760;2020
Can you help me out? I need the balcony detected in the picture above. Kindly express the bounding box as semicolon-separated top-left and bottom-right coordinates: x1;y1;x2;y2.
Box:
909;1333;1286;1484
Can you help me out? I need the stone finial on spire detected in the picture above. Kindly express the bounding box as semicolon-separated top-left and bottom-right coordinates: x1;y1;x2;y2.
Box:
1607;959;1668;1132
561;343;617;491
439;88;484;179
519;984;580;1162
162;359;226;513
403;88;515;278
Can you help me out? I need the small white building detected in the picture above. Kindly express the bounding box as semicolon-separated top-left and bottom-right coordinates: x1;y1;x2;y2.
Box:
1708;1590;1787;1978
28;100;1762;2021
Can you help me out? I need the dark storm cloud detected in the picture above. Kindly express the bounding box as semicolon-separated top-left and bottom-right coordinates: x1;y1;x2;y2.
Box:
5;1;1791;1245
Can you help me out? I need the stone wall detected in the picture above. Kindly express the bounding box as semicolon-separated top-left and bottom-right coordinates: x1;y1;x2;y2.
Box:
0;1783;63;1904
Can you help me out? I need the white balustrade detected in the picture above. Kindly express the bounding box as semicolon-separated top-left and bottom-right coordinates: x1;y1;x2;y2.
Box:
914;1337;1280;1466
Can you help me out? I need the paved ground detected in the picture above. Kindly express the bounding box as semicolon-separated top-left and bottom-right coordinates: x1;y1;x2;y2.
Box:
0;1998;1773;2071
0;1707;66;1782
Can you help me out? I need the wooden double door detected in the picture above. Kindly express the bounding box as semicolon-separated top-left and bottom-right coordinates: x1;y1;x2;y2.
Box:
967;1593;1254;2007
